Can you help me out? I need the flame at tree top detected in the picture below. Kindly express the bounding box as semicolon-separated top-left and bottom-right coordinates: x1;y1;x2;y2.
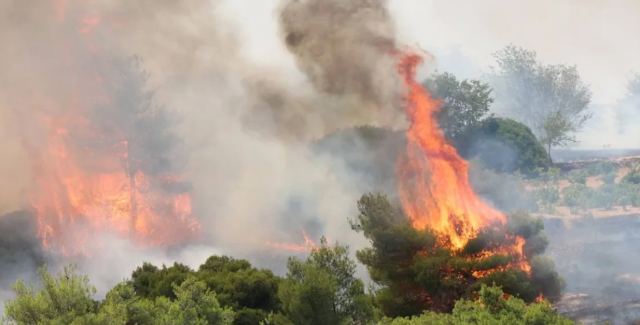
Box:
396;52;529;273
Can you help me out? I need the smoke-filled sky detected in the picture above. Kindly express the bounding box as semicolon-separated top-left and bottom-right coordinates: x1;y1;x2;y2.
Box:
0;0;402;293
223;0;640;148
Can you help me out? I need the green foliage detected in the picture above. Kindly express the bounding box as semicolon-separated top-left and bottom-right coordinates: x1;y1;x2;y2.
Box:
351;194;435;316
279;238;374;325
533;187;560;213
87;282;134;325
97;278;234;325
379;285;573;325
585;161;617;177
260;312;295;325
279;259;338;325
540;111;577;156
602;171;617;185
561;180;640;212
351;193;562;317
424;72;493;141
4;266;97;325
4;193;569;325
457;118;551;176
129;255;280;324
490;45;591;154
167;277;235;325
3;239;567;325
567;169;588;185
131;262;192;299
425;73;552;177
618;182;640;207
3;267;234;325
197;256;281;315
532;168;561;213
622;164;640;184
561;184;593;213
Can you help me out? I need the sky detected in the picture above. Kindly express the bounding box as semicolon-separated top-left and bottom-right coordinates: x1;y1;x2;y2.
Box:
221;0;640;148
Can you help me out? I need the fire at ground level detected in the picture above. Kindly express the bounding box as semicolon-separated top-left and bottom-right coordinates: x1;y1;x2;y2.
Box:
1;205;640;323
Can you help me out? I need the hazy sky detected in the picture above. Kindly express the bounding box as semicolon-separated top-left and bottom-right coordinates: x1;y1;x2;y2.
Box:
221;0;640;147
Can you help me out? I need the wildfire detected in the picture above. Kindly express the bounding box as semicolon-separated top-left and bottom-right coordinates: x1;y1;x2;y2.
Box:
396;52;529;273
29;109;200;256
266;230;318;253
25;1;200;255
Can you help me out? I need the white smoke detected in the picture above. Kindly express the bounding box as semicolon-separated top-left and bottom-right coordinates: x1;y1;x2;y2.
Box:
0;0;401;295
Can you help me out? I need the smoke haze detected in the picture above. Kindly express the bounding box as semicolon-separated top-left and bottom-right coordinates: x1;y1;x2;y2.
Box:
0;0;406;295
0;3;639;322
388;0;640;149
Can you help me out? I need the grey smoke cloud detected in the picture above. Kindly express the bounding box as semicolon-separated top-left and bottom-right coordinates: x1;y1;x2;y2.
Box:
239;0;405;141
0;0;406;294
279;0;402;130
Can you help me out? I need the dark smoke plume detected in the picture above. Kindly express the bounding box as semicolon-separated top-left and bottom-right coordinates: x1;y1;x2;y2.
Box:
0;0;411;290
243;0;405;141
281;0;397;101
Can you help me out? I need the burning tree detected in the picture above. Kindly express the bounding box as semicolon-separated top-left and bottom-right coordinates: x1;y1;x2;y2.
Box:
352;193;563;316
349;53;562;316
28;57;200;254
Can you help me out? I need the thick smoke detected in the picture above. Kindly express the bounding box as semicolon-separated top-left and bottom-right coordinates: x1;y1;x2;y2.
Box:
277;0;403;135
239;0;404;141
0;0;407;296
205;0;407;267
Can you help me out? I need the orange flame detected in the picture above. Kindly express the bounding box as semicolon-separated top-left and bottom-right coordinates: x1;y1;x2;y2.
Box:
29;114;200;256
396;52;529;273
266;230;318;253
25;1;200;256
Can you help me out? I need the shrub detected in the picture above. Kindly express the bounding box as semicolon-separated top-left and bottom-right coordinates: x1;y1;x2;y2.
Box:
622;165;640;184
378;285;572;325
562;184;593;212
351;193;562;316
586;161;617;176
456;118;551;176
567;170;588;185
602;171;617;185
